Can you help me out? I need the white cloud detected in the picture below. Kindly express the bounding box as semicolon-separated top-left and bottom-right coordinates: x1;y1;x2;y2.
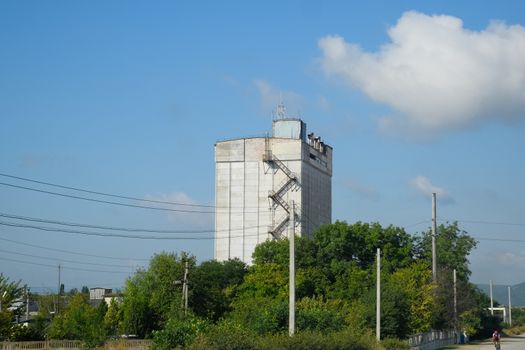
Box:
254;79;305;117
319;11;525;134
341;178;380;201
410;175;453;203
144;192;213;227
496;251;525;266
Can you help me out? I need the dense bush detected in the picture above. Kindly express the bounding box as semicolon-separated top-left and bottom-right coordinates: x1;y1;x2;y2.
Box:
188;327;383;350
187;320;257;350
258;330;383;350
152;314;208;350
381;337;409;350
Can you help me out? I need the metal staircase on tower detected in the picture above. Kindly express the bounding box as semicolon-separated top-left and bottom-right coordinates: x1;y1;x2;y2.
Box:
263;144;300;239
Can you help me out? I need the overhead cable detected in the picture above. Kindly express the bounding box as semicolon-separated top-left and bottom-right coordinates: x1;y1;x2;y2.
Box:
0;235;149;261
0;172;215;208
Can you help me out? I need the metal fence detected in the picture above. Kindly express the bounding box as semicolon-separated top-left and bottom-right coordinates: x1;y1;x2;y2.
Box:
408;330;458;350
0;340;152;350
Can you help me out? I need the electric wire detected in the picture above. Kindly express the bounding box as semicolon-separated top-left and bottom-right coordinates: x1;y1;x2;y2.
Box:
451;219;525;227
0;256;131;274
0;235;149;262
0;182;215;213
0;248;136;269
0;220;267;240
0;181;277;214
0;172;215;208
0;212;263;234
0;172;268;210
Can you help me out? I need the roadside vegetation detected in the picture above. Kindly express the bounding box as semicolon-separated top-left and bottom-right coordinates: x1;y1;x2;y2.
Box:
1;222;502;349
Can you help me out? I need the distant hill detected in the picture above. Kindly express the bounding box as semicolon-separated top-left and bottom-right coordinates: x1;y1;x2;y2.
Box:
476;282;525;307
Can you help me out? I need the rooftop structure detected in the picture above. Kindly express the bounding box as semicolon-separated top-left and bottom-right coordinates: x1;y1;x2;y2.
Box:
214;106;332;264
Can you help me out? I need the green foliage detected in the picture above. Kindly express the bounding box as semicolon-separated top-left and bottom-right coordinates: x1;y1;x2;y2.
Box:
361;279;409;339
188;327;382;350
189;259;246;321
0;274;24;315
152;314;208;350
104;298;122;337
48;294;107;347
229;297;288;335
187;320;257;350
416;222;477;280
0;310;14;341
120;252;194;337
30;220;485;345
296;297;347;332
389;262;435;333
381;337;409;350
237;263;288;300
314;221;415;273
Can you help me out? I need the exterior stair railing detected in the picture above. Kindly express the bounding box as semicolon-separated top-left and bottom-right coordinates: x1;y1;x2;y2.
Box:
263;149;300;237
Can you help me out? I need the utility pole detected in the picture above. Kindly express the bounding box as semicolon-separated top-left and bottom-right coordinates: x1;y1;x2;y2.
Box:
453;269;457;335
376;248;381;341
489;280;494;315
181;261;189;315
508;286;512;326
184;262;189;315
57;264;61;314
26;285;30;322
432;193;437;282
289;200;295;336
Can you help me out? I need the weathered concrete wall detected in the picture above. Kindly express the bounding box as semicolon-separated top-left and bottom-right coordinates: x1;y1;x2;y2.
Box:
215;134;332;264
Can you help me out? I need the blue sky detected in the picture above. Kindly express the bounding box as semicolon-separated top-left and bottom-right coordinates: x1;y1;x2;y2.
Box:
1;1;525;292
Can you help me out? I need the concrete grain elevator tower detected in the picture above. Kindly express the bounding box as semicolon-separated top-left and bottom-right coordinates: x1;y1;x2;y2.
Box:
214;104;332;263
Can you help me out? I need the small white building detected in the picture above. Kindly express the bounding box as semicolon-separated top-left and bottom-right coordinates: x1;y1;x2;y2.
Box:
215;110;332;264
89;287;112;301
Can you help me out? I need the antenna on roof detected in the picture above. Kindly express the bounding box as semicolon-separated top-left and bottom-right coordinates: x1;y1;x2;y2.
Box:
274;92;287;120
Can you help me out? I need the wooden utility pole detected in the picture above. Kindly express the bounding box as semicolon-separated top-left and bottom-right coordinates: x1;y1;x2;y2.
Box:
184;262;189;315
57;264;61;314
376;248;381;341
289;200;295;336
453;269;457;331
432;193;437;282
490;280;494;315
26;285;30;322
181;261;189;315
508;286;512;326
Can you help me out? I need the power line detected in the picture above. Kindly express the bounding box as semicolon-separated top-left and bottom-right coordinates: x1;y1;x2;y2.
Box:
0;256;131;274
0;172;216;208
0;172;267;210
0;220;268;240
476;237;525;243
0;248;136;269
0;212;262;234
453;219;525;227
0;182;216;214
0;235;149;262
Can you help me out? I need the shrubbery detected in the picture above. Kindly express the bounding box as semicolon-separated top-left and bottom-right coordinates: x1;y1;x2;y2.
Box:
188;327;382;350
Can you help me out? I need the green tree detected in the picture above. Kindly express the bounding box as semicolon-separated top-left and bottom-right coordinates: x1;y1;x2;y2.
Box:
389;262;435;334
48;294;107;347
416;222;477;280
104;298;122;337
120;252;194;338
0;274;24;314
0;274;24;340
416;222;478;330
189;259;246;321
